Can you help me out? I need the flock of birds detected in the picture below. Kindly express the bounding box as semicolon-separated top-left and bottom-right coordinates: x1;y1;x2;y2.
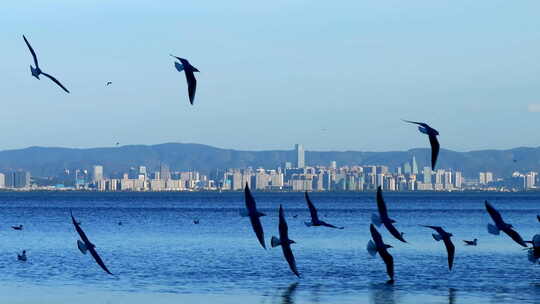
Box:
17;34;539;284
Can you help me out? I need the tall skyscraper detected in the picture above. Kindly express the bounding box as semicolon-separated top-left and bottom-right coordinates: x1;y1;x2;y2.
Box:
423;167;432;184
160;164;171;181
403;162;412;175
92;165;104;182
295;144;305;168
412;155;419;175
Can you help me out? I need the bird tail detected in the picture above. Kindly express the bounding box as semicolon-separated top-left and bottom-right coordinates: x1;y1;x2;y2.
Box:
371;214;382;227
304;221;313;227
432;234;443;241
271;236;281;248
239;209;249;217
366;240;377;257
487;223;500;235
77;240;88;255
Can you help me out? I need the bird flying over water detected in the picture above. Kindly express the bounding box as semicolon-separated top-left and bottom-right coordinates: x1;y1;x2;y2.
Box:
243;184;266;249
23;35;70;93
366;224;394;284
403;120;439;170
422;225;455;270
304;191;344;229
71;212;112;275
463;239;477;246
485;201;528;247
372;187;406;242
170;54;199;105
12;225;23;231
271;205;300;277
106;81;112;86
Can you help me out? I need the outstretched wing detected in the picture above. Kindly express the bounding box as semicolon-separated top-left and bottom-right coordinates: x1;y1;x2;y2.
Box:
484;201;505;225
505;228;528;247
282;244;300;277
428;134;440;170
379;248;394;281
402;119;428;128
376;186;389;219
304;191;319;222
88;246;113;275
185;70;197;105
41;72;70;93
443;238;455;270
244;185;266;249
23;35;39;68
71;212;91;245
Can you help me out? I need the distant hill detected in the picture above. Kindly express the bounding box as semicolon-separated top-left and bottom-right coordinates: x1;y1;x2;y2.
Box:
0;143;538;178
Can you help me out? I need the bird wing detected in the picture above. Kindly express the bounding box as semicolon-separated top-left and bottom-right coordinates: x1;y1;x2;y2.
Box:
376;186;389;219
304;191;319;222
484;201;505;226
504;228;528;247
384;221;406;243
23;35;39;68
71;213;91;245
41;72;70;93
422;225;445;235
537;215;540;222
245;186;266;249
244;185;257;213
88;246;113;275
370;224;384;247
443;238;455;270
402;119;428;128
279;205;289;240
184;70;197;105
428;134;440;170
282;243;300;277
379;248;394;281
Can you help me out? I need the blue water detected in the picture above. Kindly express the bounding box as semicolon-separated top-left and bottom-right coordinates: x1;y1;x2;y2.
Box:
0;191;538;304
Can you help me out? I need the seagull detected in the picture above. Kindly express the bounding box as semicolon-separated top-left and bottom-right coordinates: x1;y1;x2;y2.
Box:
23;35;70;93
71;212;113;275
422;225;455;270
271;205;300;277
485;201;528;247
403;120;440;170
371;187;406;242
244;184;266;249
106;81;112;86
17;250;27;262
463;239;477;246
193;219;200;224
170;54;199;105
304;191;343;229
526;234;540;264
366;224;394;284
12;225;23;231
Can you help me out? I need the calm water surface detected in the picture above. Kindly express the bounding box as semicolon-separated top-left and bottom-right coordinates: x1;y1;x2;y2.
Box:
0;191;538;304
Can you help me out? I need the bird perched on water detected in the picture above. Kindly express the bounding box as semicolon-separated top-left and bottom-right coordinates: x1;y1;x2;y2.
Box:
372;187;406;242
526;234;540;264
304;191;344;229
422;225;455;270
17;250;27;262
366;224;394;284
12;225;23;231
271;205;300;277
170;54;199;105
71;212;112;275
193;219;200;225
403;120;440;170
485;201;528;247
463;239;477;246
22;35;70;93
243;184;266;249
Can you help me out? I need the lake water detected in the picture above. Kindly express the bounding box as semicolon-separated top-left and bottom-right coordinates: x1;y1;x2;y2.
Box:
0;191;538;304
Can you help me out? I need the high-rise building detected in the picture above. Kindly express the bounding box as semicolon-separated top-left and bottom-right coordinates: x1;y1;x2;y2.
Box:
330;161;337;170
423;167;432;184
92;165;103;182
160;164;171;181
412;155;419;175
403;162;412;175
295;144;305;168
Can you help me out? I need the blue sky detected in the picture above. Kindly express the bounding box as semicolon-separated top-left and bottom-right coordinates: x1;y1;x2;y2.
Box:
2;1;540;152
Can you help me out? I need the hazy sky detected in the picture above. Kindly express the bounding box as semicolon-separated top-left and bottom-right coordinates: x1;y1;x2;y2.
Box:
2;1;540;152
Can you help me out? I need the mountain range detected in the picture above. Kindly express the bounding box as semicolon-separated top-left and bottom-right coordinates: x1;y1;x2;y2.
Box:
0;143;539;178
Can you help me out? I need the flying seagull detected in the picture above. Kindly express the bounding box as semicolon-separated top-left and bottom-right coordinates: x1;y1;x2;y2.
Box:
526;234;540;264
403;120;439;170
170;54;199;105
366;224;394;284
243;184;266;249
304;191;343;229
485;201;528;247
463;238;477;246
23;35;70;93
71;212;112;275
372;187;406;242
106;81;112;86
422;225;455;270
271;205;300;277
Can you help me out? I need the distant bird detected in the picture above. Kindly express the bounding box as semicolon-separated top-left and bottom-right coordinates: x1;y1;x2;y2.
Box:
23;35;70;93
71;212;113;275
537;215;540;223
526;234;540;264
463;239;477;246
372;187;406;242
170;54;199;105
292;214;298;219
304;191;344;229
422;225;455;270
17;250;27;262
12;225;23;231
243;184;266;249
485;201;528;247
115;142;120;146
366;224;394;284
106;81;112;86
403;120;440;170
271;205;300;277
193;219;200;225
118;221;122;226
